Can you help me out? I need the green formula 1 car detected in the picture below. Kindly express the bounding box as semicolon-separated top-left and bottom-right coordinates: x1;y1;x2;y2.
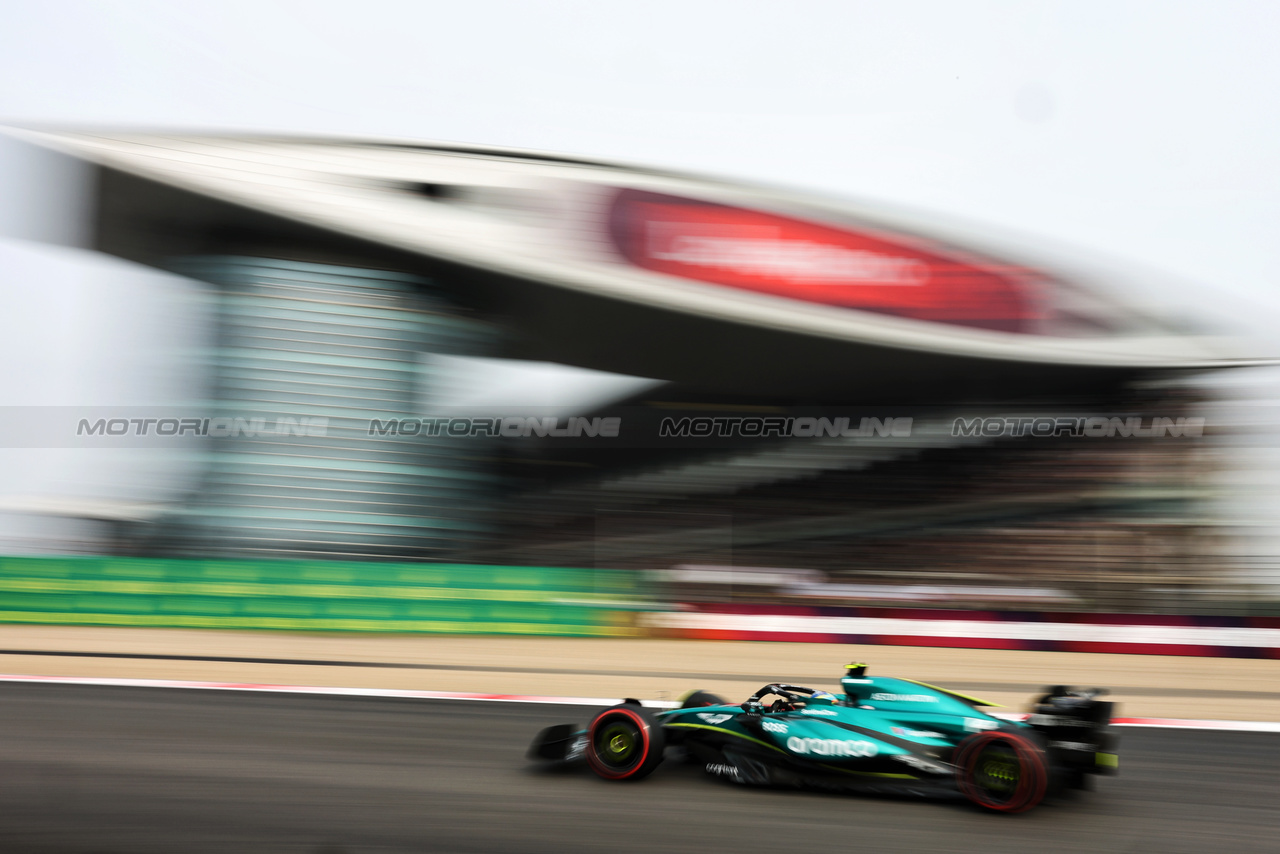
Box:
529;662;1118;813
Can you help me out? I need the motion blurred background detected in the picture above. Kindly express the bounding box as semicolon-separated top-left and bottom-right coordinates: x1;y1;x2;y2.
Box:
2;0;1280;627
5;6;1280;852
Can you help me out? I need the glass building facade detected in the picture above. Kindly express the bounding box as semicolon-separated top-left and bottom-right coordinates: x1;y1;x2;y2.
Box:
168;257;491;559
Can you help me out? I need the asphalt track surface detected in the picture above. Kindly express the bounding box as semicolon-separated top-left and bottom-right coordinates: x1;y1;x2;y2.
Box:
0;684;1278;854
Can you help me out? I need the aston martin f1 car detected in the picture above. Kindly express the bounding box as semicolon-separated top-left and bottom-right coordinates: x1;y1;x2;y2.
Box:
529;663;1118;813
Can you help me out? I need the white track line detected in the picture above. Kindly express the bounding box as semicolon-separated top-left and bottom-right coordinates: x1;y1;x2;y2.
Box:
1;673;1276;732
0;672;680;709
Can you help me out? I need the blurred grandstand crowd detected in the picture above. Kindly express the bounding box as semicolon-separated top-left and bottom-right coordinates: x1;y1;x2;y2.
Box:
478;396;1238;615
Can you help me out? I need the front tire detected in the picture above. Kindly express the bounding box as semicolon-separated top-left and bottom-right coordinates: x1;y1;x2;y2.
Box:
585;704;665;781
954;731;1050;813
679;690;728;709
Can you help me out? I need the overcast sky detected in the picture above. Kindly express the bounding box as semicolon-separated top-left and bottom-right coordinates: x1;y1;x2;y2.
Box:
4;2;1279;313
2;1;1279;543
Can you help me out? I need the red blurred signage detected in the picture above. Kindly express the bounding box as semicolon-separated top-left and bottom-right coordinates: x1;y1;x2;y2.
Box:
607;189;1045;333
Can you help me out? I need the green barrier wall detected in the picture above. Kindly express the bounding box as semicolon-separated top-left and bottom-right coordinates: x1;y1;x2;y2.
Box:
0;557;646;636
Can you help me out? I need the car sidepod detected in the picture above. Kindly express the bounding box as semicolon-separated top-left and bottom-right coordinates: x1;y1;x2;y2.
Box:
659;704;953;792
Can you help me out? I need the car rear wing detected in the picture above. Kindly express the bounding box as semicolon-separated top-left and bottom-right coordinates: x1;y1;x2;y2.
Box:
1026;687;1119;775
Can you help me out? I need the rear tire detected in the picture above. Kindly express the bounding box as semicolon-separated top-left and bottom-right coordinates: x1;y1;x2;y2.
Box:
585;704;665;781
954;731;1050;813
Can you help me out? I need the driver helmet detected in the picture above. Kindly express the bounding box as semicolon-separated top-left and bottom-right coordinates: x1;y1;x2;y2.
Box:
808;690;839;705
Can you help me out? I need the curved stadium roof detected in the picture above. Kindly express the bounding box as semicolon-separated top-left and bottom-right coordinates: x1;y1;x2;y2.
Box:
8;129;1266;402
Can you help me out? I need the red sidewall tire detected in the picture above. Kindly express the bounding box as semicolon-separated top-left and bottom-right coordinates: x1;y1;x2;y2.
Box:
679;690;727;709
585;705;664;781
955;731;1050;814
